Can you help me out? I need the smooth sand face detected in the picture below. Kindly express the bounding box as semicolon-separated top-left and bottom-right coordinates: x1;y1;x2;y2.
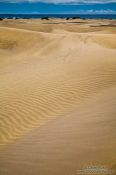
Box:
0;19;116;175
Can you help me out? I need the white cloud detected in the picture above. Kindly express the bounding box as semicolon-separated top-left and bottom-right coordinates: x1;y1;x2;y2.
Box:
0;0;116;4
76;9;116;14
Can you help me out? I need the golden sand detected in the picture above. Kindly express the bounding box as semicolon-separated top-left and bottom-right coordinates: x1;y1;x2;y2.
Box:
0;18;116;175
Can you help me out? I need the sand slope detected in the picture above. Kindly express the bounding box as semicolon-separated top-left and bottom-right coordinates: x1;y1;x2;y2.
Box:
0;19;116;175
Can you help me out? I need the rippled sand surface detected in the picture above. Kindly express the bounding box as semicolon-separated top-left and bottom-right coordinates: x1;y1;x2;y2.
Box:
0;19;116;175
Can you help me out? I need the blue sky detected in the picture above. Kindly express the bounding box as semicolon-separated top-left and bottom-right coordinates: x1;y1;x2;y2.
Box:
0;0;116;14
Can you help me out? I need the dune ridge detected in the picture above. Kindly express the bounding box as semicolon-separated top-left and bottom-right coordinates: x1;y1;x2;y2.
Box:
0;24;116;146
0;18;116;175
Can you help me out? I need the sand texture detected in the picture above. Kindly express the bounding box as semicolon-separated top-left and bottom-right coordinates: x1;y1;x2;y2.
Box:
0;18;116;175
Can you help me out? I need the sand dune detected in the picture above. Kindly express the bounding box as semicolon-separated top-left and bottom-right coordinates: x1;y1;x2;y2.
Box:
0;19;116;175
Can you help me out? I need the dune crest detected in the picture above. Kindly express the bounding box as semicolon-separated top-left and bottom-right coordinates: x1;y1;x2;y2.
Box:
0;24;116;146
0;18;116;175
